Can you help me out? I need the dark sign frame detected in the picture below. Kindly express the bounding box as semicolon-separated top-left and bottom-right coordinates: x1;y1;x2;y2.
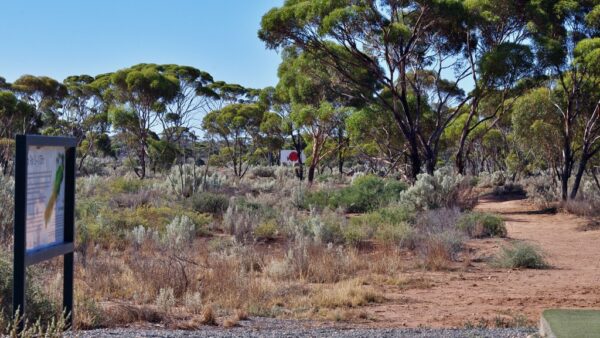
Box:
13;135;77;328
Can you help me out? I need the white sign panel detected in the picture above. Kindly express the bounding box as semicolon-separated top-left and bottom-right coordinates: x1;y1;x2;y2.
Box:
280;150;306;165
26;146;66;251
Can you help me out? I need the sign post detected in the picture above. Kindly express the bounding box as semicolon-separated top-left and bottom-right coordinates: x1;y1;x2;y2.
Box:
13;135;76;329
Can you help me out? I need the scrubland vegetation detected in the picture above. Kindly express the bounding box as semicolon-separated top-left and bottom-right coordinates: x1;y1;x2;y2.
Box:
2;0;600;334
6;159;598;332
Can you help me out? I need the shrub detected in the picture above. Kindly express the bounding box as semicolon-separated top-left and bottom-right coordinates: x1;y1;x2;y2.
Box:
155;287;176;313
412;208;467;268
492;182;525;196
0;250;56;324
561;199;600;218
254;220;278;240
164;164;202;197
347;205;415;245
400;168;476;211
79;156;113;176
223;202;261;244
164;215;196;247
337;175;407;213
110;176;145;193
0;175;14;244
307;208;346;245
191;192;229;215
523;174;559;207
300;189;335;210
250;166;276;178
494;242;548;269
301;176;408;213
457;212;507;238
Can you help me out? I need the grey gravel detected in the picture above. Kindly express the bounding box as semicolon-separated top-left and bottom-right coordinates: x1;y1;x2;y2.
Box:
76;318;536;338
78;328;535;338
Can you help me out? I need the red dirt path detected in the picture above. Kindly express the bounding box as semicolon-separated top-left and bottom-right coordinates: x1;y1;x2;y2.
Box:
364;195;600;327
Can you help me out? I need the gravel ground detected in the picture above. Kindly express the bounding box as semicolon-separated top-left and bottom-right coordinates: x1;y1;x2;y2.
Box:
76;318;536;338
78;327;536;338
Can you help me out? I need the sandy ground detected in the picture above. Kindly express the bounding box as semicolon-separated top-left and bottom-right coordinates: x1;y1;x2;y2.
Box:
364;195;600;328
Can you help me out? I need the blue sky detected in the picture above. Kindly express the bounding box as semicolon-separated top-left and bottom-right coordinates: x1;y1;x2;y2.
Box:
0;0;283;89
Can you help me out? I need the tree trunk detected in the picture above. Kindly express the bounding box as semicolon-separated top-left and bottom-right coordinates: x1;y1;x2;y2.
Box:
424;149;436;175
307;164;316;184
407;134;421;181
455;108;477;175
570;154;590;200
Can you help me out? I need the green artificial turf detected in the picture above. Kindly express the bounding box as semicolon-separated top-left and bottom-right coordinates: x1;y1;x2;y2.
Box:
543;309;600;338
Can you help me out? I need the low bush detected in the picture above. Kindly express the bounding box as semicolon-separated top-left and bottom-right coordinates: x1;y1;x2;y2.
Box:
493;242;549;269
0;175;14;244
523;174;559;207
301;175;407;213
561;199;600;218
254;220;278;240
400;168;477;211
336;175;407;213
492;182;525;196
413;208;467;268
250;166;276;178
164;215;196;247
191;192;229;215
347;205;415;245
0;250;56;325
307;208;346;245
457;212;507;238
110;176;145;194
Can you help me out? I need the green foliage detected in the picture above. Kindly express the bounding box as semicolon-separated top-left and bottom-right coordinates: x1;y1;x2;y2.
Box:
457;212;507;238
254;220;278;240
301;176;407;213
191;191;229;215
110;176;145;193
346;205;415;245
494;242;549;269
251;166;276;178
0;250;56;325
203;103;265;177
0;175;14;244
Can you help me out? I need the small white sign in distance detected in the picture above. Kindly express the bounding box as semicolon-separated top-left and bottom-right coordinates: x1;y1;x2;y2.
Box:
25;146;66;251
280;150;306;165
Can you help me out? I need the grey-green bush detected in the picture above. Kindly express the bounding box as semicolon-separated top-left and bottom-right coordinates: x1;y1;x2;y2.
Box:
0;250;56;324
494;242;548;269
191;192;229;215
457;212;507;238
0;175;14;244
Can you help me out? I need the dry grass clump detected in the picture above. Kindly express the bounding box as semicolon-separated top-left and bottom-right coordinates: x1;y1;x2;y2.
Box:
100;302;164;326
561;199;600;218
200;306;217;326
311;279;384;309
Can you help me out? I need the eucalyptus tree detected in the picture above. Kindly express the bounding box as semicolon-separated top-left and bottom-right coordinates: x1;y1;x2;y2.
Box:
260;0;476;179
276;47;366;184
521;0;600;199
95;64;180;179
160;65;217;144
55;75;113;169
261;85;308;179
453;0;533;174
11;75;67;134
346;104;406;175
0;90;35;174
202;103;265;177
0;91;36;139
